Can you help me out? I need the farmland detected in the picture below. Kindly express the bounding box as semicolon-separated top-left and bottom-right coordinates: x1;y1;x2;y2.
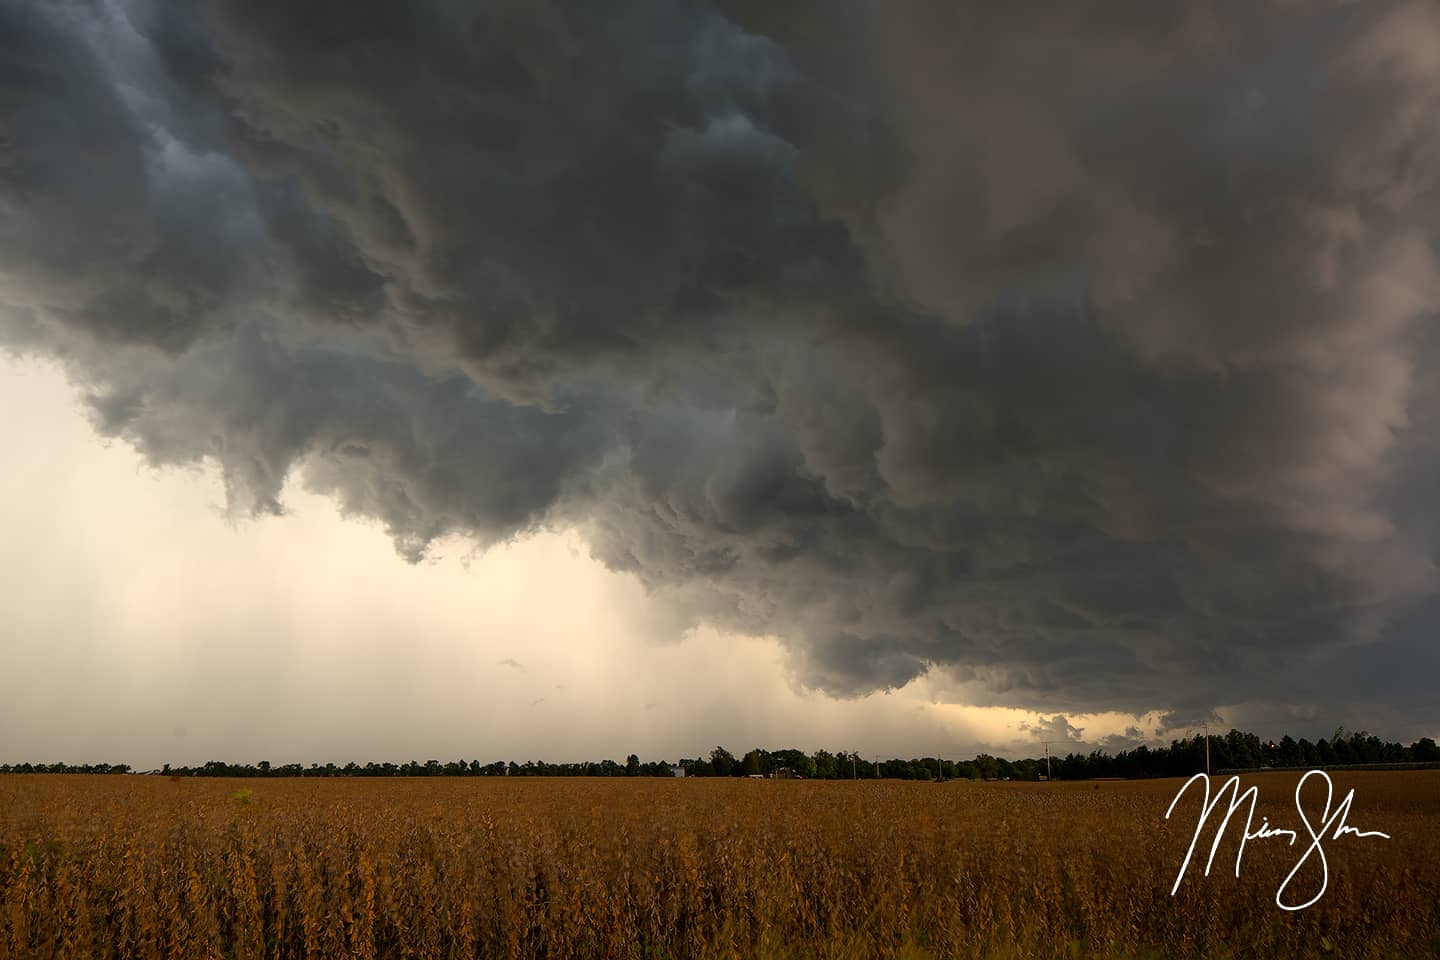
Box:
1;772;1436;959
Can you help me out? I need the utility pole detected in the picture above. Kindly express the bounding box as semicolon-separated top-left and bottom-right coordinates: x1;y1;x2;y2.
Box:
851;753;856;780
1044;742;1052;781
874;756;879;777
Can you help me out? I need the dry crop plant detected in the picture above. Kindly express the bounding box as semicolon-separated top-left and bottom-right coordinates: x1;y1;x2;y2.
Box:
0;773;1437;959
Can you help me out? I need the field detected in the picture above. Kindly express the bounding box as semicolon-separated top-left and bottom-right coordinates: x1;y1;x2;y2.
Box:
1;772;1436;959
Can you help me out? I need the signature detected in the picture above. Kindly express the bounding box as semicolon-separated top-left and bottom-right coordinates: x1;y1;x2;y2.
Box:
1164;770;1390;911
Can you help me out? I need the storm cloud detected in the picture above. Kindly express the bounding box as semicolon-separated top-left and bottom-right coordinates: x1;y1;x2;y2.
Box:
4;0;1440;726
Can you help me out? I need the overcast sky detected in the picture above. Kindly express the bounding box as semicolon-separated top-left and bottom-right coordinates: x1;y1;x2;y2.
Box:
4;1;1440;768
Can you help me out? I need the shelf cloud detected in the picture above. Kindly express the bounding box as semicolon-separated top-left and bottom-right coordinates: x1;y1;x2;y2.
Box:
4;0;1440;726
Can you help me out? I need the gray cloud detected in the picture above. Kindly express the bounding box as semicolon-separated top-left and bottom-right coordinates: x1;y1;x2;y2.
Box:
1017;714;1088;745
4;0;1440;733
1157;708;1225;736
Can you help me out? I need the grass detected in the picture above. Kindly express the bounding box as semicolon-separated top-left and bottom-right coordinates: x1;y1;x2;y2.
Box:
0;771;1435;958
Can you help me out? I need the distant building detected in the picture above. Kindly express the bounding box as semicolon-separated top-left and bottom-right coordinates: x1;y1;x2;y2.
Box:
771;767;803;780
670;765;685;778
747;773;766;780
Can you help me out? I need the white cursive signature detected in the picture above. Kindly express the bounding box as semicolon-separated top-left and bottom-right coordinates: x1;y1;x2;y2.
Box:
1164;770;1390;911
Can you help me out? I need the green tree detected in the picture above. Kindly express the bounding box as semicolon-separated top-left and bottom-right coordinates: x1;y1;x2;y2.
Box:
709;746;735;776
625;754;640;776
770;748;815;778
811;750;838;779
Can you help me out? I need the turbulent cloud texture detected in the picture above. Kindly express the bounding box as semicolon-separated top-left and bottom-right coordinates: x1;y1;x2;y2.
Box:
4;0;1440;723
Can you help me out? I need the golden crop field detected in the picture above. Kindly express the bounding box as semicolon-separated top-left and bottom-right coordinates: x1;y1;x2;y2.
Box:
1;772;1436;960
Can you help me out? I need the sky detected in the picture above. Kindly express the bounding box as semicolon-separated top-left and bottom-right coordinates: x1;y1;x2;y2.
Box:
3;0;1440;768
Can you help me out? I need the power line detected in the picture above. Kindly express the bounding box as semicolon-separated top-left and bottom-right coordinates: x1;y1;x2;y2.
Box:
1204;722;1211;776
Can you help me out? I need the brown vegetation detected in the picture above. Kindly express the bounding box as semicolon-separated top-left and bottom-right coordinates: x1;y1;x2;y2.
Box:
1;772;1436;959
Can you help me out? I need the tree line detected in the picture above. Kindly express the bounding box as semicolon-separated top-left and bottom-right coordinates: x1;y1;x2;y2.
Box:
3;728;1437;780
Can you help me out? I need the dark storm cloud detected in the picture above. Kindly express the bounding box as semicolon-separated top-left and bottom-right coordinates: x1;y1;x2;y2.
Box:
4;0;1440;731
0;1;264;352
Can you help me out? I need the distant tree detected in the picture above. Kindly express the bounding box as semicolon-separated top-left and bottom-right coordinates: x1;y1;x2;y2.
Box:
770;748;814;778
680;756;712;776
709;747;735;777
811;750;838;779
741;750;763;777
1223;729;1261;769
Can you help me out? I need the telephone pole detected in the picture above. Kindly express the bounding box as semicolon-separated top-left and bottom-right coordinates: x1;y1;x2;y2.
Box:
1044;742;1052;781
